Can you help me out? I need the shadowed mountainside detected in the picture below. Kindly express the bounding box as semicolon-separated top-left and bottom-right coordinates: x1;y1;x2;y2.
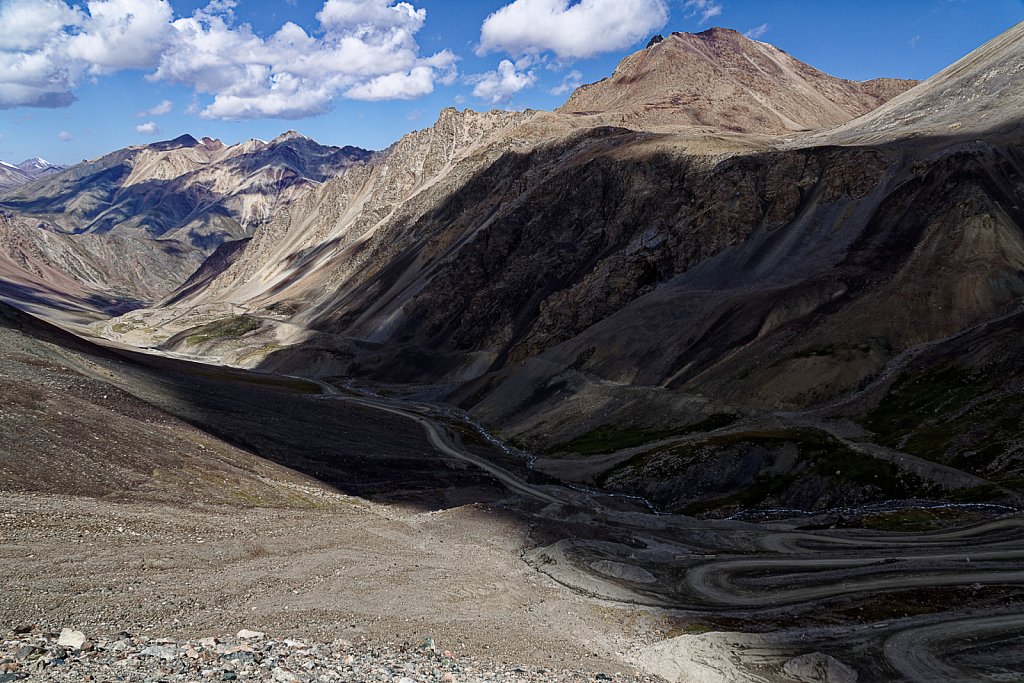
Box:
88;22;1024;516
0;301;520;509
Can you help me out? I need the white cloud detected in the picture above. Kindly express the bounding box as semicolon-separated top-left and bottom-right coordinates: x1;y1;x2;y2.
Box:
141;98;173;116
0;0;80;52
550;69;583;96
346;65;436;100
0;0;82;108
135;121;161;134
66;0;174;73
682;0;723;25
744;23;769;40
0;0;455;117
58;130;73;140
317;0;424;32
153;0;455;119
471;59;536;104
477;0;669;60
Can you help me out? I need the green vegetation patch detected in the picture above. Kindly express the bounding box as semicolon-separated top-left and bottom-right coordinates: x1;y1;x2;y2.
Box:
551;413;738;455
598;428;932;516
183;315;262;345
865;362;1024;482
853;506;991;532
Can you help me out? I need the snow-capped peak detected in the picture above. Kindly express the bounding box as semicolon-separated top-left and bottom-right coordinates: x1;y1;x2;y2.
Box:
19;157;53;170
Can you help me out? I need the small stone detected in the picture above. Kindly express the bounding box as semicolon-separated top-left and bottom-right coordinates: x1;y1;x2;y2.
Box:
236;629;265;640
222;650;256;665
221;672;238;681
199;637;219;649
57;628;88;651
596;675;613;681
398;678;416;683
14;645;41;660
0;674;17;683
140;645;178;660
272;667;299;682
443;674;456;683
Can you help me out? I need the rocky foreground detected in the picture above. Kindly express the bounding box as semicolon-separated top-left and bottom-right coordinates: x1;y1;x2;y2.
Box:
0;628;660;683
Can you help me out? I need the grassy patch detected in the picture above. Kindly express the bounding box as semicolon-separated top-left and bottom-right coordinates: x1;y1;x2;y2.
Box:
601;428;931;516
551;413;738;455
854;507;987;532
110;322;133;334
865;362;1024;484
183;315;262;345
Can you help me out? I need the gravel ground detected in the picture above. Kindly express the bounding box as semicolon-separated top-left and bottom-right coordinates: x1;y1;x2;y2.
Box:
0;493;667;681
0;628;664;683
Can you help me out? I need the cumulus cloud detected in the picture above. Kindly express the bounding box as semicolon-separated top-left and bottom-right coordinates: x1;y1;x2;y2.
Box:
141;98;173;116
0;0;82;108
0;0;456;117
550;69;583;96
744;23;769;40
317;0;424;32
0;0;80;52
477;0;668;60
66;0;174;73
155;0;455;119
135;121;161;134
471;59;536;104
682;0;723;25
58;130;73;141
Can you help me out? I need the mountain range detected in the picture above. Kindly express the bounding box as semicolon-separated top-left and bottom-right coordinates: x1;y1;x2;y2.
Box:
0;157;65;191
0;133;370;316
2;22;1023;516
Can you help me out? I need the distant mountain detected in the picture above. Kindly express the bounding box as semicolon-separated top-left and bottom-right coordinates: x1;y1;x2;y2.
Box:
0;158;67;192
0;133;371;309
558;27;918;135
0;161;32;192
1;133;371;248
17;157;65;177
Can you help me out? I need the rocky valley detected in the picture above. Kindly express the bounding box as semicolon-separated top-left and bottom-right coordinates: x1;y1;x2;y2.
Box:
2;18;1024;683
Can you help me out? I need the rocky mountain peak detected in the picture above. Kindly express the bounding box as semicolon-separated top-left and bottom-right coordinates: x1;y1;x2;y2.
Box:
559;27;917;135
17;157;55;171
200;136;225;151
149;134;201;151
272;130;311;144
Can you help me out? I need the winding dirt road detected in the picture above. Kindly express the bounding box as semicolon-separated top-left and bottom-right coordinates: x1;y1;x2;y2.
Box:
306;377;1024;681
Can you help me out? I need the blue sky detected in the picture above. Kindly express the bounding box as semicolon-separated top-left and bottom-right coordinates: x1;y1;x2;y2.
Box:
0;0;1021;165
